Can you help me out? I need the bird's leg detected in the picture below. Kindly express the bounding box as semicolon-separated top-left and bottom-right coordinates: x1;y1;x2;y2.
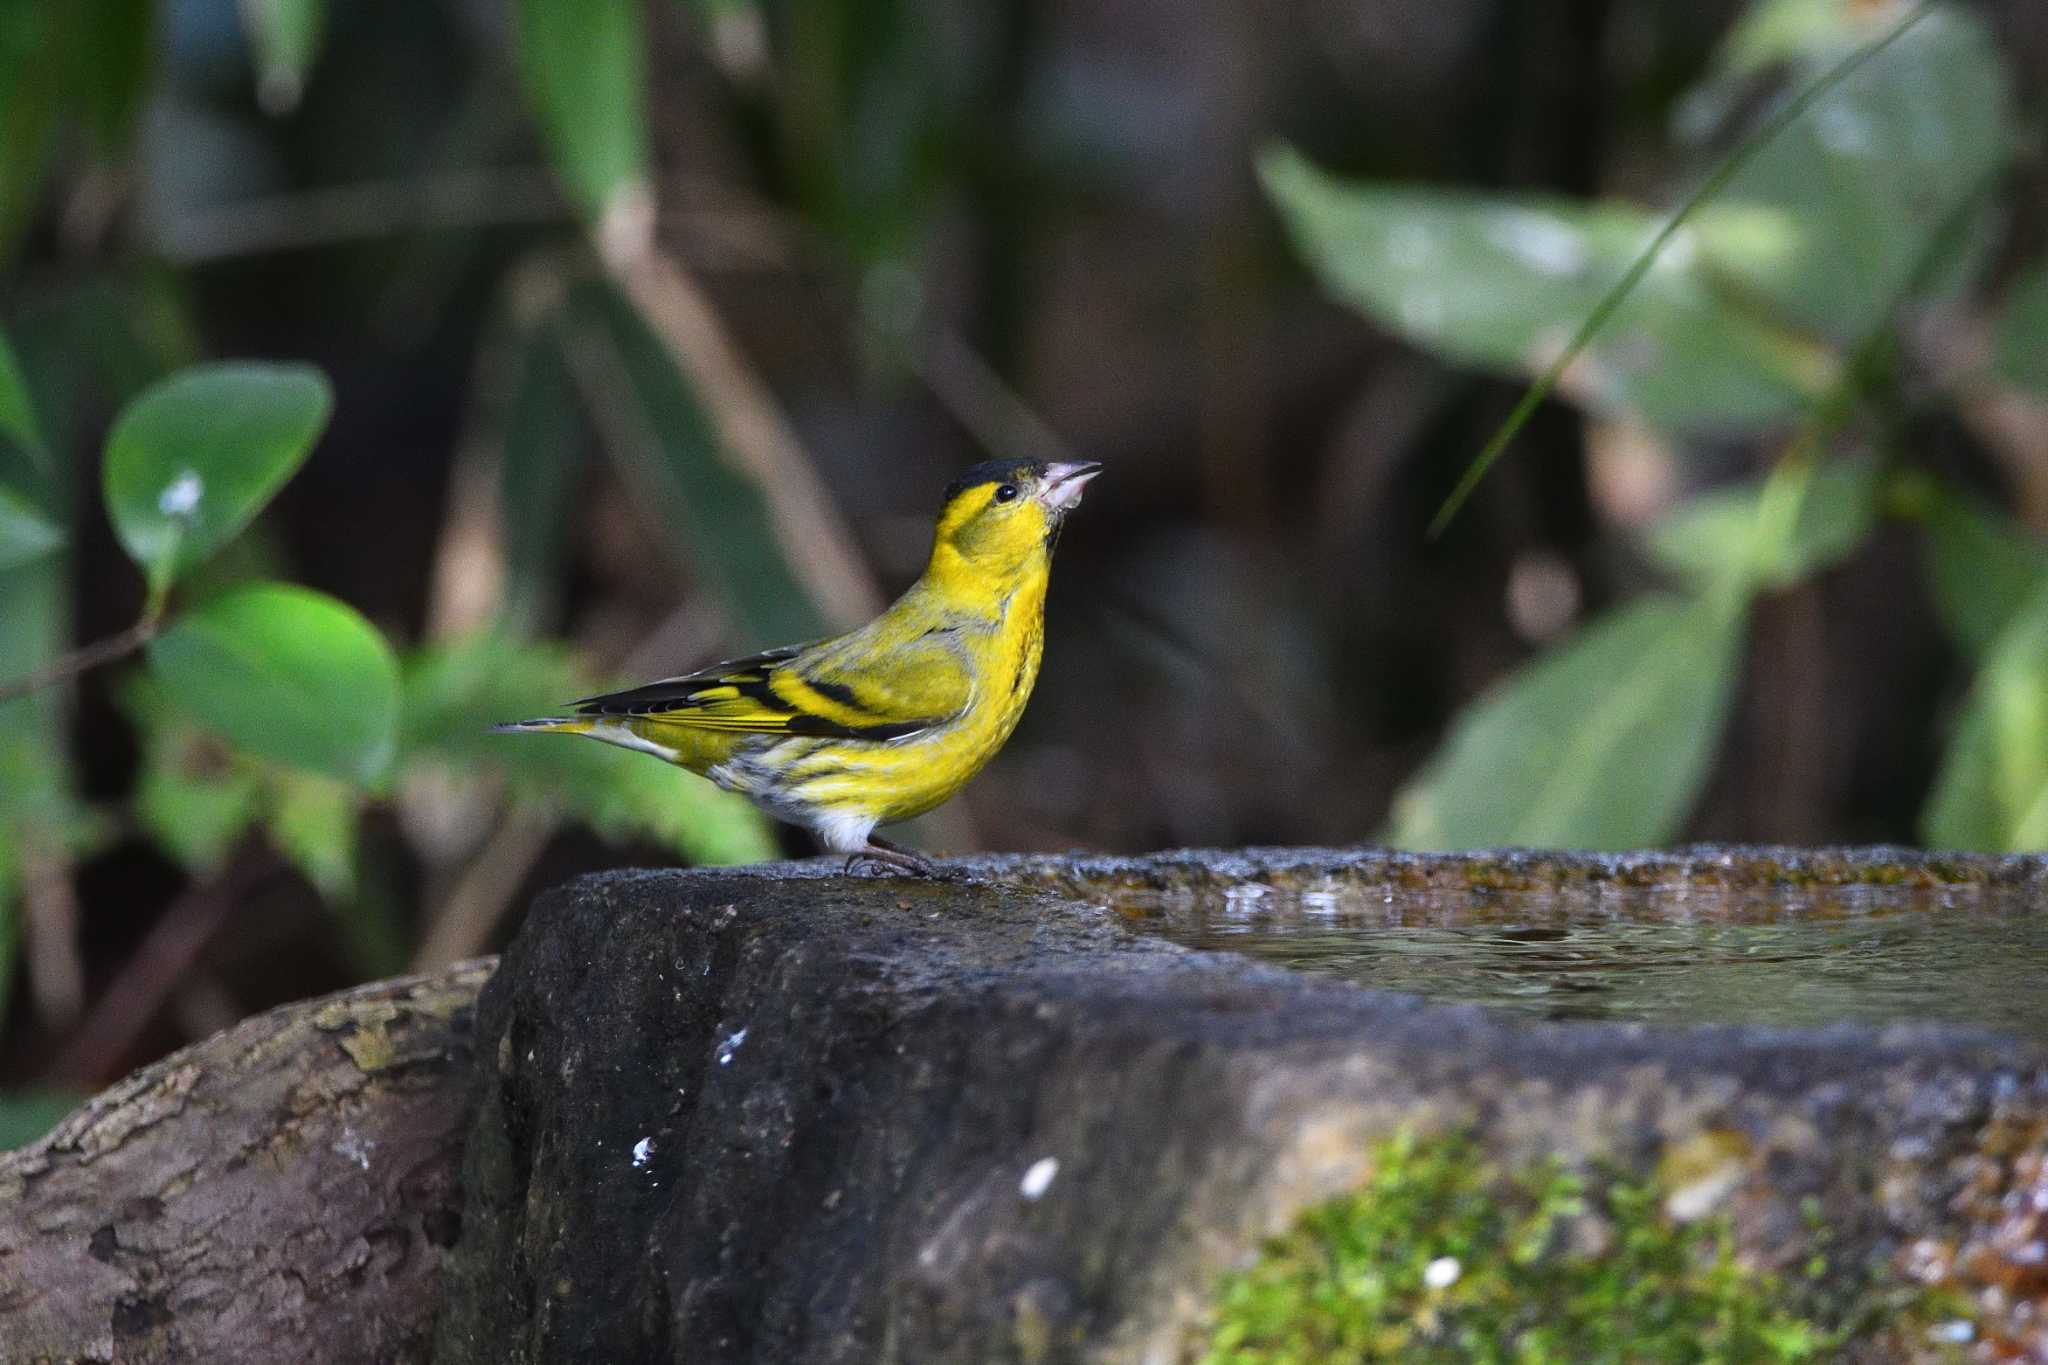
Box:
842;836;943;879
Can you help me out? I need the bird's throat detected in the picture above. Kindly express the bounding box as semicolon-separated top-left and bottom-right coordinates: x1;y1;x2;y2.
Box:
922;540;1049;621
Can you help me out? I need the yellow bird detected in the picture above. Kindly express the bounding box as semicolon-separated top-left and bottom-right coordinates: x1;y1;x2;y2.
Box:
496;458;1103;875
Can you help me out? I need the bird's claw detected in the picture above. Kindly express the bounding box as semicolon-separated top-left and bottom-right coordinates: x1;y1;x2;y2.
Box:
842;841;957;880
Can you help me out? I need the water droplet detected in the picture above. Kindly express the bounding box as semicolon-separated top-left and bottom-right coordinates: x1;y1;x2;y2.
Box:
1020;1156;1060;1199
158;471;203;518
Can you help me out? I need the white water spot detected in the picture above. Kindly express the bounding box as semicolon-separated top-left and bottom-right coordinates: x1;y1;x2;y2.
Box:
1221;884;1269;923
632;1136;655;1168
1817;102;1876;157
158;471;203;518
1927;1320;1974;1345
717;1027;749;1065
1019;1156;1060;1200
1399;288;1445;334
1487;210;1588;277
1386;221;1438;271
1298;889;1341;918
333;1126;375;1172
1664;1162;1744;1223
1424;1255;1461;1289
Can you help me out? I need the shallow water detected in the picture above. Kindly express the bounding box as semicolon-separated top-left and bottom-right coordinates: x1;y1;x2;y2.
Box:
1115;882;2048;1039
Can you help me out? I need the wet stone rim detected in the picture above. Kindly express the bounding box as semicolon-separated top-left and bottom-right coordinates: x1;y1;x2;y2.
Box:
434;845;2048;1362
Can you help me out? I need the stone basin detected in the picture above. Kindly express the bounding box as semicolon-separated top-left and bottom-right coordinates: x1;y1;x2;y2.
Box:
1062;845;2048;1040
434;847;2048;1363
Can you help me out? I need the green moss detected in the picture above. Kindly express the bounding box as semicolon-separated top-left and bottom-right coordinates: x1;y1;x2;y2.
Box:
1201;1132;1898;1364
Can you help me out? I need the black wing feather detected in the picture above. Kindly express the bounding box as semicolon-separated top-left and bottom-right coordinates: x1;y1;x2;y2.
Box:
571;642;809;717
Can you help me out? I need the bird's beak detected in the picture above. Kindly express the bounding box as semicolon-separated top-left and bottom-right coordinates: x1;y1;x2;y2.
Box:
1038;460;1104;512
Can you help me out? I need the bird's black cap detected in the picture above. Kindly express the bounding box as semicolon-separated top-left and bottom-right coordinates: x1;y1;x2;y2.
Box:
944;458;1042;503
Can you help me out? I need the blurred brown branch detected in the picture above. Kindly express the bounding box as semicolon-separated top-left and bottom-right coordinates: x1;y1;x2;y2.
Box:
46;853;280;1087
599;238;885;629
411;804;555;972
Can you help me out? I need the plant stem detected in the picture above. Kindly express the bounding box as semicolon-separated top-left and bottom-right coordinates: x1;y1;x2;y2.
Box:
0;616;160;706
1427;0;1937;540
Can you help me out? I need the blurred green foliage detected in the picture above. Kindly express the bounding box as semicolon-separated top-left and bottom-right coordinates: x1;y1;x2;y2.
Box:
1390;593;1746;850
1262;151;1827;432
514;0;650;222
0;333;777;969
1267;0;2048;854
0;0;809;1139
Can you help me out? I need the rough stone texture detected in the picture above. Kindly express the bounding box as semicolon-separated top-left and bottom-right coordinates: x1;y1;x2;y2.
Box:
0;962;490;1364
435;853;2048;1364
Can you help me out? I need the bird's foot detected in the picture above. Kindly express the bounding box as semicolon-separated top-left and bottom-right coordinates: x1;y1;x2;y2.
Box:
842;837;956;880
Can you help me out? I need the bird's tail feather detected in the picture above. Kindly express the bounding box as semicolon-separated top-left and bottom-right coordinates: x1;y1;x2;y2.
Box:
490;717;595;735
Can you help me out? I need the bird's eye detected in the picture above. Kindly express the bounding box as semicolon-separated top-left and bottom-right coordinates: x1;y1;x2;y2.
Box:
993;483;1019;504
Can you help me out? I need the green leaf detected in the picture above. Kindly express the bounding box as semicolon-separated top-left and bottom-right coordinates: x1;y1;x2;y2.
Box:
1389;595;1746;850
568;283;826;645
238;0;324;115
499;322;584;634
0;559;80;836
125;678;264;874
0;474;63;572
69;0;156;153
134;739;263;874
0;3;61;263
0;1091;82;1151
513;0;650;223
1646;459;1878;593
128;675;361;891
1923;577;2048;850
0;334;61;560
1690;6;2011;339
0;552;80;1041
1909;480;2048;657
267;771;358;899
102;362;332;596
402;634;777;865
0;324;42;453
1993;261;2048;401
1715;0;1872;75
1259;148;1827;432
148;582;400;787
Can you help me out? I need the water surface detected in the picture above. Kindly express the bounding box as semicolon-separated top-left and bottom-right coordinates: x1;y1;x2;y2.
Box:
1117;881;2048;1040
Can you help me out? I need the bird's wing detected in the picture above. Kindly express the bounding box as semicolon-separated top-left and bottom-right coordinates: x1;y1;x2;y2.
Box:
571;635;970;741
